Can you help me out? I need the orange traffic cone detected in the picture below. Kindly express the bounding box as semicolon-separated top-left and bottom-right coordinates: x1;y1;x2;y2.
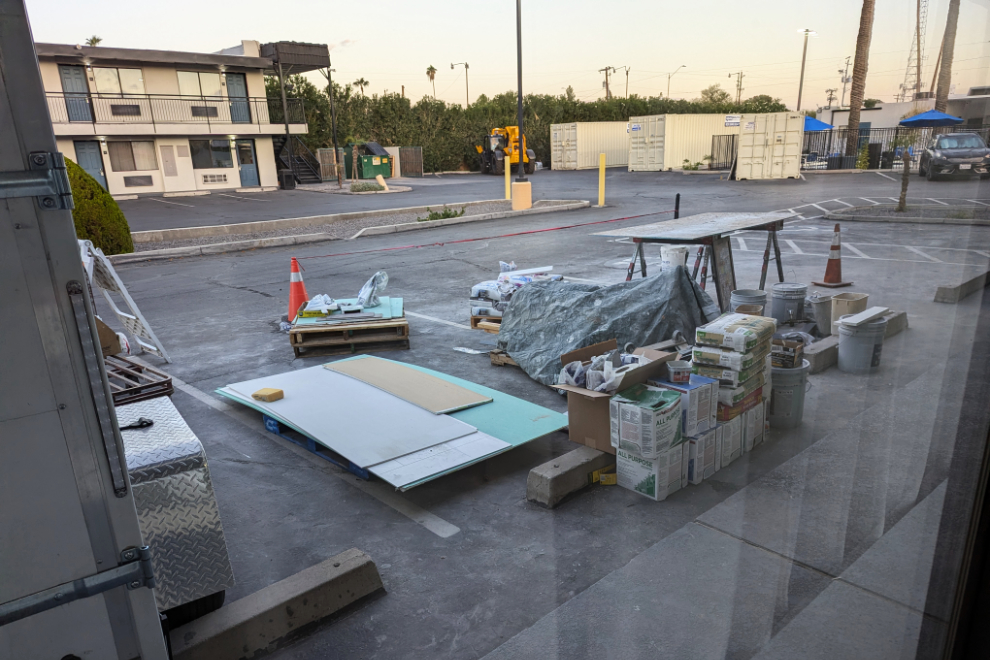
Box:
288;257;309;321
813;223;853;288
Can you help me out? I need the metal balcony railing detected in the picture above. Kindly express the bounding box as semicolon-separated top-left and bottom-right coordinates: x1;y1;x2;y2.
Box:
46;92;305;127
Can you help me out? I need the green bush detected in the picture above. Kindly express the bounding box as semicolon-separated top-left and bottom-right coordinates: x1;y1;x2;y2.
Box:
417;206;466;222
856;143;870;170
66;158;133;254
350;181;384;192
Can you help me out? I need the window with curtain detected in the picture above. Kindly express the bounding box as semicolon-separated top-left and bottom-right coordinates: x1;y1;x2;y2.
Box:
189;139;233;169
107;141;157;172
93;67;145;96
177;71;224;97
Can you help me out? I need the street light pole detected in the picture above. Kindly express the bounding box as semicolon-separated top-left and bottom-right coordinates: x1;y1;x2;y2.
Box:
516;0;526;183
451;62;470;106
796;28;816;111
667;64;685;99
320;66;342;188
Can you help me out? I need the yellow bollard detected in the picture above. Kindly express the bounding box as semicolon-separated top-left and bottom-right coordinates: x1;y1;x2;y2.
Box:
597;153;606;207
504;159;511;200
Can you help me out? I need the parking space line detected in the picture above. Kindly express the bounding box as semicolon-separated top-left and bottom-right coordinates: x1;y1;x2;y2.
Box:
810;203;829;213
784;239;804;254
831;199;854;207
858;198;881;205
905;246;942;262
736;237;748;251
927;198;950;206
405;310;473;330
977;250;990;258
967;200;990;207
165;370;461;538
149;197;194;207
875;172;897;181
887;197;899;202
844;243;871;259
218;193;272;202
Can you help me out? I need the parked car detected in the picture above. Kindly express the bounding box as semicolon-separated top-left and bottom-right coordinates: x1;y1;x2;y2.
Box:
918;133;990;180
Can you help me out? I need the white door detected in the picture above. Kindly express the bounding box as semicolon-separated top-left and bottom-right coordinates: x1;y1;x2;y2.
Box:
628;119;646;170
551;126;564;169
737;115;768;180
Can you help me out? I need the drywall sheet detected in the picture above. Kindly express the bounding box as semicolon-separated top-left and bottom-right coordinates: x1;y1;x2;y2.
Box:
222;366;476;467
293;297;402;326
369;432;509;487
325;356;492;414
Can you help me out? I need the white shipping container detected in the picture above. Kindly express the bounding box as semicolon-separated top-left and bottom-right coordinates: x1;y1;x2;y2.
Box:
550;122;630;170
735;112;804;180
628;114;740;171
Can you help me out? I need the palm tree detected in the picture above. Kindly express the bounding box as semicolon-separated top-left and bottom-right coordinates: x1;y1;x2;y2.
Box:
935;0;960;113
353;78;369;96
85;35;102;47
426;65;437;98
844;0;876;159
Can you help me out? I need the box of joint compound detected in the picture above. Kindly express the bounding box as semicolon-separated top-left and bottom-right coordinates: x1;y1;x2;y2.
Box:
648;374;717;438
688;426;718;484
693;361;765;388
609;385;682;459
714;424;724;472
696;314;777;352
616;443;684;501
717;371;766;406
721;415;742;466
692;341;771;372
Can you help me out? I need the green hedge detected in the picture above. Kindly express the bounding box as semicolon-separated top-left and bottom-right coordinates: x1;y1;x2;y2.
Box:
66;158;133;255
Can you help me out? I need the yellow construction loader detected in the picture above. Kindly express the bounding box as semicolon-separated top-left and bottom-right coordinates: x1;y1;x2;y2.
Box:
476;126;536;175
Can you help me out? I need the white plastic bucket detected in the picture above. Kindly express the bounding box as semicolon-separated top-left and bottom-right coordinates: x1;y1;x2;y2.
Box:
830;292;868;336
666;360;691;384
768;359;810;429
660;246;690;270
730;289;768;315
809;293;834;337
838;315;887;373
770;282;807;324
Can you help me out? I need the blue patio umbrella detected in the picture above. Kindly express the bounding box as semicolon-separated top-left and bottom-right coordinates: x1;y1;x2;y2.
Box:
804;115;833;131
898;109;964;127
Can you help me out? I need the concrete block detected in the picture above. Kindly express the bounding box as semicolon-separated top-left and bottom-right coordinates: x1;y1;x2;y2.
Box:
881;310;908;338
805;335;838;374
171;548;384;660
935;270;989;304
527;446;614;509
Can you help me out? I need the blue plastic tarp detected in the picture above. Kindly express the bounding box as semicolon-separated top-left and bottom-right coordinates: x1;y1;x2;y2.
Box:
804;116;833;131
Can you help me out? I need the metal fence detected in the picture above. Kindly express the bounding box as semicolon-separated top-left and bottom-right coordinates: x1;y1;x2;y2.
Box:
46;93;305;127
709;134;737;170
802;125;990;171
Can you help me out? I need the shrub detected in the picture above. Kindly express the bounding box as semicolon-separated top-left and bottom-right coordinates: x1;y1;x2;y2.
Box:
856;143;870;170
417;206;466;222
66;158;133;254
350;181;384;192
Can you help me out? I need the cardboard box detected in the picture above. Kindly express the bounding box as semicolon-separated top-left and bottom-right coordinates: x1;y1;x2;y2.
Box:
751;400;766;447
96;318;121;357
616;443;683;501
717;387;763;422
771;338;804;368
717;372;766;406
609;385;682;458
648;374;717;438
714;425;723;472
693;361;764;388
688;426;718;485
557;340;676;454
721;415;742;466
695;314;777;352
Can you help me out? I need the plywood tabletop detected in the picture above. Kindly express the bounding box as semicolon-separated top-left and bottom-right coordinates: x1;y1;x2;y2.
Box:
594;211;795;241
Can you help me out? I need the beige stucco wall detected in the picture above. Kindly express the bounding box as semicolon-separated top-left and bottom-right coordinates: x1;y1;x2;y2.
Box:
255;136;278;187
142;66;180;95
39;61;64;93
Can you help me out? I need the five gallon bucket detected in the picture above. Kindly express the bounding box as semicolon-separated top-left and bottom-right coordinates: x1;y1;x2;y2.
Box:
809;293;834;337
660;246;690;270
831;292;868;336
768;359;811;429
730;289;768;315
838;314;887;373
770;282;808;325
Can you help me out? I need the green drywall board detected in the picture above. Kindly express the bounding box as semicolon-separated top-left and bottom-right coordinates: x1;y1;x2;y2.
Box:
292;297;403;326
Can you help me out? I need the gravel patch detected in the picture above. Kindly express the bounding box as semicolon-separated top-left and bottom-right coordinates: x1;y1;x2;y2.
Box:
835;204;990;220
134;200;570;252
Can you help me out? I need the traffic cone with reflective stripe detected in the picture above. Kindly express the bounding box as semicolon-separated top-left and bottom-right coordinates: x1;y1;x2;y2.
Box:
813;223;853;288
288;257;309;321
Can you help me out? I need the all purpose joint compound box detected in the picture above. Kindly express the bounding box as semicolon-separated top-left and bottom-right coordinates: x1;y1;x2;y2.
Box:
609;385;682;458
695;314;777;352
648;374;718;438
688;426;718;484
714;425;724;471
616;443;684;502
721;415;742;466
691;341;771;372
693;362;766;388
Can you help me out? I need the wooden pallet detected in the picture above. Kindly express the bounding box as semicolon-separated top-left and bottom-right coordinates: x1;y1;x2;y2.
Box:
289;317;410;357
105;354;173;405
470;315;502;334
489;349;518;367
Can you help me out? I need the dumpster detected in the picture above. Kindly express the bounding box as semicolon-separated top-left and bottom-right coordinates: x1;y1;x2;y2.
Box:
344;141;393;179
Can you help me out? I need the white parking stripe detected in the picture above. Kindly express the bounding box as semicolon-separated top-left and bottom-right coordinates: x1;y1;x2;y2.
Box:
844;243;871;259
736;237;748;251
784;239;804;254
875;172;897;181
810;203;829;213
927;198;950;206
887;197;899;202
967;200;990;207
218;193;271;202
148;197;194;207
859;198;881;205
905;246;942;262
831;199;855;207
405;310;472;330
976;250;990;258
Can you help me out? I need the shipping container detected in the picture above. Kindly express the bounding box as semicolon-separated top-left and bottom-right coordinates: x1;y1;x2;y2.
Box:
628;114;741;171
735;112;804;180
550;122;630;170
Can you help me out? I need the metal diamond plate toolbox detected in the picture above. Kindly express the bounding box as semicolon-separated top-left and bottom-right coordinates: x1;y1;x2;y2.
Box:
118;396;235;610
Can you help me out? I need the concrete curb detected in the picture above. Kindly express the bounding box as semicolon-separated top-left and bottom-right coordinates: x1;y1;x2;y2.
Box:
806;310;908;374
111;200;590;264
526;446;614;509
935;270;990;303
296;185;413;196
171;548;384;660
826;206;990;226
130;199;510;244
350;201;590;238
803;169;865;175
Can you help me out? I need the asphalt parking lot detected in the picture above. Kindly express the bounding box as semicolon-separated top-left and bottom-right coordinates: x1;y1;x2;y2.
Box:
104;170;990;659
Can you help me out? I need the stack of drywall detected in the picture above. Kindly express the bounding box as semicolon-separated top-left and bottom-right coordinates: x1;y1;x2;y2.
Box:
647;373;720;485
693;313;777;465
470;266;559;319
610;384;685;501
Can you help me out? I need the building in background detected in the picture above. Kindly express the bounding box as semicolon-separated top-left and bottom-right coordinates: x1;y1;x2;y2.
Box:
37;40;311;198
820;89;990;130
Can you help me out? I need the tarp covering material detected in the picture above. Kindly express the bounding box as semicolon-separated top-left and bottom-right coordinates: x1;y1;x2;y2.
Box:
804;115;833;131
496;267;720;386
898;110;964;127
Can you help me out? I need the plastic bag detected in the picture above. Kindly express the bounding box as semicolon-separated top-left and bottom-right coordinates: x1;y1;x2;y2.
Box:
306;294;337;313
780;331;816;346
357;271;389;307
499;261;517;273
558;361;587;388
586;369;605;391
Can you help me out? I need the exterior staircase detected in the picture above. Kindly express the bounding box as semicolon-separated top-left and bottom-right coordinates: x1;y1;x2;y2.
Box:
273;135;322;184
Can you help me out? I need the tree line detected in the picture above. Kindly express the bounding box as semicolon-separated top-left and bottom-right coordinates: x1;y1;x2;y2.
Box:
267;77;787;173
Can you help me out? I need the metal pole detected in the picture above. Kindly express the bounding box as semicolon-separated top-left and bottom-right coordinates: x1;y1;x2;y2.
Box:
840;56;851;107
797;30;810;111
515;0;526;182
674;193;680;219
277;59;293;181
321;68;342;188
465;63;470;107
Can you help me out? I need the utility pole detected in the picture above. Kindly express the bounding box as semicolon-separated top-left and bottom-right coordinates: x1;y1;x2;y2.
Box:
516;0;526;184
319;67;342;188
598;66;616;99
451;62;470;106
839;56;852;107
826;88;837;108
667;65;685;99
617;65;630;98
796;28;816;111
728;71;745;104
